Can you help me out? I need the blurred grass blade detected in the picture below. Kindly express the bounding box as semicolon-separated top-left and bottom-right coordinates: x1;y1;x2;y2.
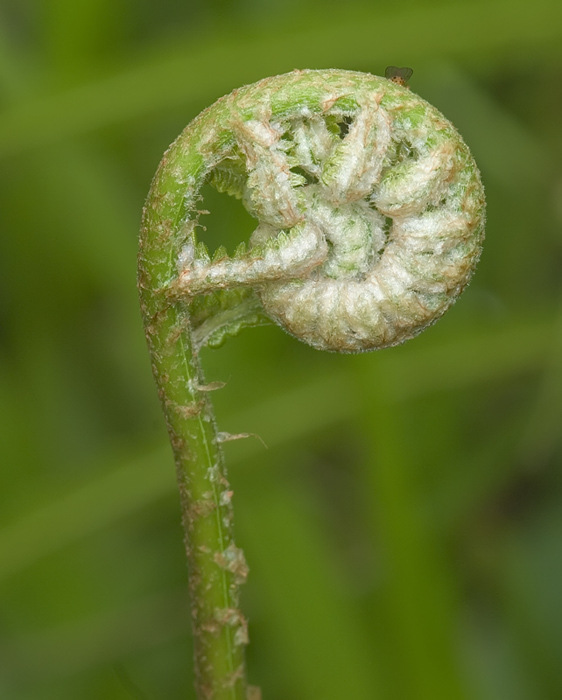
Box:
1;0;562;157
0;317;554;582
359;374;468;700
236;461;381;700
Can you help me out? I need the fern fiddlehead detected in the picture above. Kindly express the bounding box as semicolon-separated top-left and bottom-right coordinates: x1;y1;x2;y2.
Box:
138;69;485;699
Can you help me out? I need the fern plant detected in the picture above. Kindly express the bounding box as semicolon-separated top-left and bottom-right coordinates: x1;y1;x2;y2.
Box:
138;68;485;700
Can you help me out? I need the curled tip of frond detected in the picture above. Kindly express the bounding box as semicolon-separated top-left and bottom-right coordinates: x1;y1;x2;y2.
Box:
141;69;485;353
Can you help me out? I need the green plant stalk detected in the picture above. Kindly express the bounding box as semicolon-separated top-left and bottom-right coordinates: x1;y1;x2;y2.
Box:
138;163;249;699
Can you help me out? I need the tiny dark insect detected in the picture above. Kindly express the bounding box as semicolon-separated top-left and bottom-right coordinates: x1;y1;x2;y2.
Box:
385;66;414;87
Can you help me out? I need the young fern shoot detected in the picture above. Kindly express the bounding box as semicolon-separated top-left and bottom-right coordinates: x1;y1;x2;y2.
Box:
138;69;485;700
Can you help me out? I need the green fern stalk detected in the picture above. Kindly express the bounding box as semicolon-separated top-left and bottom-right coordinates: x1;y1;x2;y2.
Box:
138;154;251;700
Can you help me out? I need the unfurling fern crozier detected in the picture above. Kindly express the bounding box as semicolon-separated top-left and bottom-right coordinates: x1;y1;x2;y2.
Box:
138;68;485;700
142;69;485;354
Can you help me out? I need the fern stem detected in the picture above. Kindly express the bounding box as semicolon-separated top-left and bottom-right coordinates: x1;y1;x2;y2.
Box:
139;173;249;700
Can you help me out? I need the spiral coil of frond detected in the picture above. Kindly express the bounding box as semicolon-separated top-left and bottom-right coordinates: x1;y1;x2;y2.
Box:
141;69;485;353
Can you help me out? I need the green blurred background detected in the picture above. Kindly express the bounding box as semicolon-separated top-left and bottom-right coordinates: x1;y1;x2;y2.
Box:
1;1;562;698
